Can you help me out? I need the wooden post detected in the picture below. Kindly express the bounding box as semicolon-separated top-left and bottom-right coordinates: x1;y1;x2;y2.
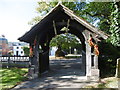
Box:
81;50;86;75
29;44;33;64
39;41;50;74
33;37;39;78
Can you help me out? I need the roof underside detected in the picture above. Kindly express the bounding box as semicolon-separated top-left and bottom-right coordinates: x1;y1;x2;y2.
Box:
18;3;108;43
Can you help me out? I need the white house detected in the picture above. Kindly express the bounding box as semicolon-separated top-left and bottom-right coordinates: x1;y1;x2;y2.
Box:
8;42;29;56
13;45;24;56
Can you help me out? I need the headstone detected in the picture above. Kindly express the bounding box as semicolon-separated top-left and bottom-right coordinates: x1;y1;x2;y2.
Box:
115;58;120;78
74;48;77;55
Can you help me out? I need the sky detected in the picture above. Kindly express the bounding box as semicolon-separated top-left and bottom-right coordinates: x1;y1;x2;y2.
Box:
0;0;40;42
0;0;102;42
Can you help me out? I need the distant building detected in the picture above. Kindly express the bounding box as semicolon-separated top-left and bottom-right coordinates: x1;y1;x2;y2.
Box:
0;35;29;56
0;35;9;56
8;42;29;56
49;47;57;56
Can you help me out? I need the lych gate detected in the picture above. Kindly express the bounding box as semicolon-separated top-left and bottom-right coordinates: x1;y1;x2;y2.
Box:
18;4;108;80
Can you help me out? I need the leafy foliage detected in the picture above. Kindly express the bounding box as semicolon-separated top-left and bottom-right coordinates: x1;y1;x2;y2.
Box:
29;1;86;25
109;2;120;46
23;47;29;56
80;2;120;77
30;1;120;47
30;1;119;46
50;33;81;50
82;2;113;27
98;41;120;77
82;2;120;46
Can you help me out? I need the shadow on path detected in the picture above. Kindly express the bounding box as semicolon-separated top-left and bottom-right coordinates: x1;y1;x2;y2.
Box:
13;58;95;89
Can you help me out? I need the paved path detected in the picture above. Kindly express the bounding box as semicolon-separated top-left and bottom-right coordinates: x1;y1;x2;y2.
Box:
13;58;97;89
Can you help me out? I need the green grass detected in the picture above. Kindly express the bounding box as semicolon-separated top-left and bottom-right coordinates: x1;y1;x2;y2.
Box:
84;77;118;88
0;68;28;90
97;77;118;88
65;56;81;59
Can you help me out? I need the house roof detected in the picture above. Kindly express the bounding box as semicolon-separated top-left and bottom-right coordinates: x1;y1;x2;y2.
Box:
18;3;109;43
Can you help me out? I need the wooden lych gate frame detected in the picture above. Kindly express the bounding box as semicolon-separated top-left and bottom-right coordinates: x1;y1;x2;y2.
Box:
18;3;108;80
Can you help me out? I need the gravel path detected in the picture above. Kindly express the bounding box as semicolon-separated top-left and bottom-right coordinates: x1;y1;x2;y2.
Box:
12;58;97;89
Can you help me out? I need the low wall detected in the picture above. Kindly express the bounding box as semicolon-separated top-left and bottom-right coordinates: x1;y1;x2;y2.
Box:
0;56;30;68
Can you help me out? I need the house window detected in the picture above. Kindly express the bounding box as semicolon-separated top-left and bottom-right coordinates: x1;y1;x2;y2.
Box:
21;51;23;54
17;47;19;49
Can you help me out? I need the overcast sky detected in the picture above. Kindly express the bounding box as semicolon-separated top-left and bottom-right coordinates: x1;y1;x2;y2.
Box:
0;0;40;42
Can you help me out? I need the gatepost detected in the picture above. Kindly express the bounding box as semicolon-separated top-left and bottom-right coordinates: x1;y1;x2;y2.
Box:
115;58;120;88
116;58;120;78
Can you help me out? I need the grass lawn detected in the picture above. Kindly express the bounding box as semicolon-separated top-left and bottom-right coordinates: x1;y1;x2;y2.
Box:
85;77;118;88
65;56;81;59
97;77;118;88
0;67;28;90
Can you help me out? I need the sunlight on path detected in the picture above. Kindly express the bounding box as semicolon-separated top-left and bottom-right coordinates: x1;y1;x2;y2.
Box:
13;58;98;89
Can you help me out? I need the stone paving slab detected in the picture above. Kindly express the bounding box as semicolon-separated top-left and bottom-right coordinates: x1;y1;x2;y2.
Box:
12;59;98;89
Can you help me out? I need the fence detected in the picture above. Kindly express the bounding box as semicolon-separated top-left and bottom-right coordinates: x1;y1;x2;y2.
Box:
0;56;30;68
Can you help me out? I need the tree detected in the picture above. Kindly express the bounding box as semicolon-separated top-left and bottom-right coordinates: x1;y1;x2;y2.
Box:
30;1;120;49
83;2;120;77
29;1;86;25
30;1;119;47
50;33;81;49
81;2;120;46
109;2;120;46
50;33;81;56
23;47;29;56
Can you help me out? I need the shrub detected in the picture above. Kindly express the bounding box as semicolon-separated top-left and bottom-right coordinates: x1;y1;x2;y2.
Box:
98;41;120;78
